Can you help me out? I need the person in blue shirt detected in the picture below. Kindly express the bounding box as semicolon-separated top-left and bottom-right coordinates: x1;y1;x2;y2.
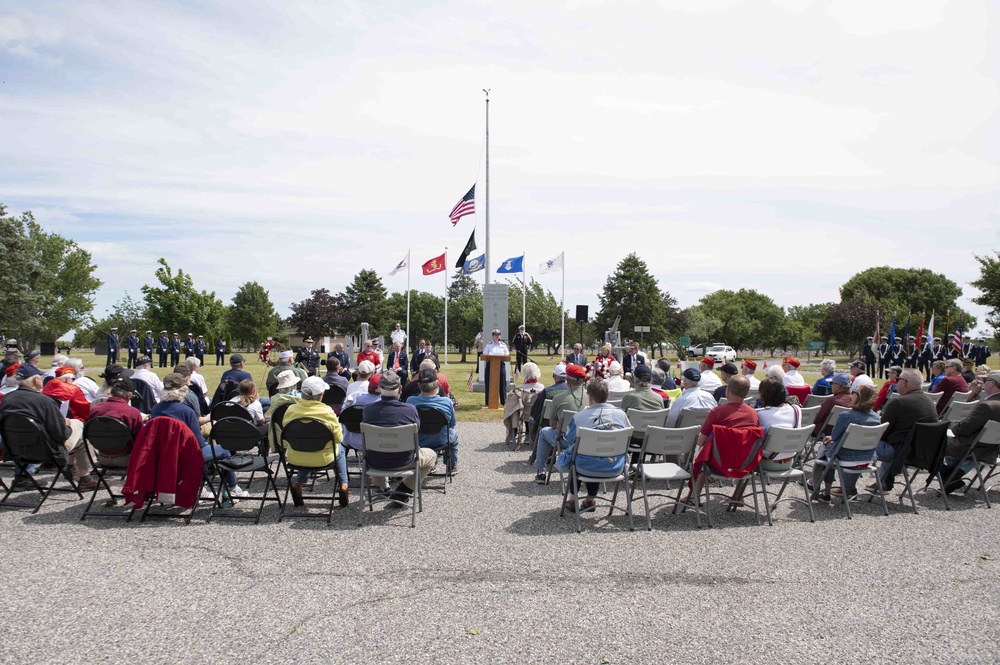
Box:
812;358;836;396
221;353;253;384
556;379;631;513
406;368;459;473
928;360;946;391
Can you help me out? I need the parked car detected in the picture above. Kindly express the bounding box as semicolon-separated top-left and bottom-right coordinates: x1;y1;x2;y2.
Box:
705;344;737;363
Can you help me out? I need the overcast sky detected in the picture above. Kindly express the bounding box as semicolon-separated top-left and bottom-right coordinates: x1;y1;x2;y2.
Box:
2;0;997;337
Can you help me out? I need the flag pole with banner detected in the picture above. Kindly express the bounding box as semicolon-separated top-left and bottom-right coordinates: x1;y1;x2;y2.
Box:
522;249;526;328
444;247;449;365
389;251;411;351
540;251;565;354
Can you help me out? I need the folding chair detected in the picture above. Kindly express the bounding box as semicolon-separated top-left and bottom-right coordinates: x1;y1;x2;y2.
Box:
207;417;282;523
80;416;134;521
0;415;84;513
943;400;977;424
321;384;348;413
803;394;830;408
279;417;342;525
942;391;972;416
813;422;890;519
628;425;701;529
942;420;1000;508
609;391;631;402
675;407;710;430
786;385;811;403
544;409;577;485
743;396;757;406
797;405;822;430
624;408;669;457
696;425;766;528
515;390;541;451
210;401;253;424
416;406;452;493
751;425;815;525
558;426;634;533
802;404;850;464
899;420;952;513
358;422;422;528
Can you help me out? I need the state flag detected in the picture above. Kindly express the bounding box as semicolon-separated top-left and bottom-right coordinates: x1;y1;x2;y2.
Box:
422;253;446;275
497;255;524;274
463;254;485;274
449;184;476;226
540;252;564;274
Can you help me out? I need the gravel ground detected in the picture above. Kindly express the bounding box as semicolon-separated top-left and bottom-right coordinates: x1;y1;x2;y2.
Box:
1;421;999;664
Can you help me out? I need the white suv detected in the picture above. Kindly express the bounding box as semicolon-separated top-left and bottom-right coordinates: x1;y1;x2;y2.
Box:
706;344;736;363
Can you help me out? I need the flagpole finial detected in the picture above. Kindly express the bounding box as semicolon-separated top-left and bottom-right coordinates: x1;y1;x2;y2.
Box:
483;88;490;98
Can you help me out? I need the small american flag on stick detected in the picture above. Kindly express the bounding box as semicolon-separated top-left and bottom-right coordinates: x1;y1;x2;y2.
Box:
466;371;475;391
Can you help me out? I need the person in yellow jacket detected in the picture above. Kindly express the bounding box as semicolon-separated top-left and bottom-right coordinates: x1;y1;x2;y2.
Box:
282;376;347;507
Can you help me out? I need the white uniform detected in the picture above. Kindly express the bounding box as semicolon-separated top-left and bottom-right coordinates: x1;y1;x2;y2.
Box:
783;369;805;387
391;329;407;347
483;341;509;356
665;386;717;427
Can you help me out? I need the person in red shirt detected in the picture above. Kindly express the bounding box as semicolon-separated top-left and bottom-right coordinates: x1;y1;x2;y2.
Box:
356;339;380;369
931;359;970;416
42;365;91;422
873;365;901;412
687;375;759;502
88;377;145;465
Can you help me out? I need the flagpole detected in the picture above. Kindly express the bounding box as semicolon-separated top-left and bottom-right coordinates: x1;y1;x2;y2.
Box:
560;251;565;356
405;250;411;353
444;248;449;366
484;89;491;284
521;249;526;328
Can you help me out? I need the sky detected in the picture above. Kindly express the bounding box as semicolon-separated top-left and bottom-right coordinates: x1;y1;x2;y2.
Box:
1;0;998;338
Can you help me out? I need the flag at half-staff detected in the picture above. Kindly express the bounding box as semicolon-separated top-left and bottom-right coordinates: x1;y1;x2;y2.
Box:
449;184;476;226
455;229;476;268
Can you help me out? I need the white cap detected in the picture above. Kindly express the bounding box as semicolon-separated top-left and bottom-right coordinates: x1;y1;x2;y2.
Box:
300;376;327;396
553;363;567;378
358;360;375;375
279;350;293;361
276;370;298;390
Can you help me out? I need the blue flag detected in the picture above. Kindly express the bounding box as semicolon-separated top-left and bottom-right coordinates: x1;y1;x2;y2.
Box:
496;255;524;274
889;317;897;349
463;254;485;274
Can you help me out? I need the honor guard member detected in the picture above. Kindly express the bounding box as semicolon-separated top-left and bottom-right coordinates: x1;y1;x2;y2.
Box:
143;330;154;358
390;323;407;349
931;337;945;364
918;335;933;380
195;335;206;365
512;325;532;373
973;338;992;367
106;327;120;365
125;329;140;368
169;332;182;366
876;335;890;380
904;336;918;369
295;337;321;376
215;335;227;365
482;329;510;406
157;330;170;368
891;338;906;367
862;336;877;376
184;333;195;359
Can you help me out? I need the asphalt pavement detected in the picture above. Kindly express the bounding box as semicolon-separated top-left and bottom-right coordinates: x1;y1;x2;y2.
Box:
1;421;998;664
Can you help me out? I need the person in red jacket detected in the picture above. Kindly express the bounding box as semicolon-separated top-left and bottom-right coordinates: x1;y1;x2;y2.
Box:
356;339;381;369
42;365;91;422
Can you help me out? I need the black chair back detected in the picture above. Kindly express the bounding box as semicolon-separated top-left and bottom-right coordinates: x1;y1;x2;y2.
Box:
130;380;156;414
0;415;53;464
904;420;952;476
322;384;347;407
211;417;265;454
283;418;336;454
84;416;134;457
210;401;253;424
212;379;240;405
416;406;449;435
339;405;364;434
267;401;292;455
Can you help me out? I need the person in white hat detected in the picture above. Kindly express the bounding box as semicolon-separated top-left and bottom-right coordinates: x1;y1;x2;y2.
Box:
265;350;307;397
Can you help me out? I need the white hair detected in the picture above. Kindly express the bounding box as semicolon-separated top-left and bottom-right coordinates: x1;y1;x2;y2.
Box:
185;356;201;371
899;368;923;387
819;359;836;375
50;354;69;368
765;365;785;382
521;362;541;382
67;358;86;377
608;360;623;376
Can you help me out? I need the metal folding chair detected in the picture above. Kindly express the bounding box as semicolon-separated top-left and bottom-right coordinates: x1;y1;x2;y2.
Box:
624;407;669;457
279;417;342;525
210;401;253;424
515;390;541;451
559;426;634;533
813;422;891;519
797;405;822;430
80;416;134;521
358;422;422;528
942;420;1000;508
675;407;711;430
899;420;952;513
751;425;815;525
416;406;452;493
207;417;282;524
0;415;83;513
803;394;830;408
943;400;977;424
544;409;577;485
628;425;701;529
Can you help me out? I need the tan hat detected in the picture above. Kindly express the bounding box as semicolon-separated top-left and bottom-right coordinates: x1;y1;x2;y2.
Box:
275;370;298;390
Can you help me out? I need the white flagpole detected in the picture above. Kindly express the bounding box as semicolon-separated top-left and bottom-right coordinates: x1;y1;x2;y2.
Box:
521;250;526;328
560;251;565;356
484;90;491;284
405;249;411;352
444;248;449;366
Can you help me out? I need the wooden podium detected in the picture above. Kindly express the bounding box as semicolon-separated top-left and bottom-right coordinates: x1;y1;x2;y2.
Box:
483;354;510;410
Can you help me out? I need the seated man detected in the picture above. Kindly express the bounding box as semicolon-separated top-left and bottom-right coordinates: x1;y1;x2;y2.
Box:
356;339;381;371
931;358;969;416
407;368;460;474
848;359;875;393
221;354;253;385
604;361;632;392
664;368;717;428
386;342;409;382
712;363;739;404
66;358;100;403
687;375;759;501
0;364;96;490
556;378;631;512
939;370;1000;492
327;342;353;378
871;368;939;491
362;371;437;506
131;355;164;401
782;356;805;386
740;359;760;390
696;357;723;392
265;350;307;396
813;359;836;396
322;356;350;411
342;373;382;452
621;365;664;414
532;364;588;483
526;363;569;454
621;342;647;376
812;372;853;438
655;358;677;390
346;360;376;403
281;376;349;507
87;377;145;466
42;365;91;423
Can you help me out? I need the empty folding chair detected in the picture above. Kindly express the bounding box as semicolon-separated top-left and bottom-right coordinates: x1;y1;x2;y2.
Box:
942;420;1000;508
797;405;822;430
803;394;830;408
943;400;977;424
559;426;634;533
80;416;135;521
0;415;84;513
207;417;282;524
751;425;816;525
812;422;891;519
358;422;422;528
279;417;343;525
628;425;701;529
898;421;952;513
675;407;711;430
624;408;670;459
415;406;453;493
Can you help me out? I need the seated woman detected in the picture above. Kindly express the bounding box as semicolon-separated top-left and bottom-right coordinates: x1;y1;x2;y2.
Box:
282;376;348;507
266;370;300;453
503;361;545;444
229;378;267;435
812;359;836;396
928;360;945;391
756;377;803;472
586;344;616;380
873;365;901;411
809;384;880;501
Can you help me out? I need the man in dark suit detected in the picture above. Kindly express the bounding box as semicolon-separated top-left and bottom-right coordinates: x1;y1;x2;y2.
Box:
327;342;352;378
872;368;939;490
125;329;139;368
169;333;182;367
621;342;648;376
386;342;409;382
410;339;428;374
566;343;587;367
143;330;155;358
939;370;1000;492
157;330;170;368
106;327;120;365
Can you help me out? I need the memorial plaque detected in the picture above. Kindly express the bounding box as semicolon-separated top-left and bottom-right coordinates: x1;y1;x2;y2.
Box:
482;283;509;344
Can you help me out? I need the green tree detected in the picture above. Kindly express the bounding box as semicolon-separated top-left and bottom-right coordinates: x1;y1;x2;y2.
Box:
340;269;389;335
447;271;482;361
288;288;345;339
971;251;1000;336
840;267;976;328
73;293;147;347
0;205;102;349
385;290;445;349
141;259;226;338
594;254;668;353
228;281;281;348
657;291;689;358
818;298;879;358
506;278;567;355
787;303;832;355
686;289;784;353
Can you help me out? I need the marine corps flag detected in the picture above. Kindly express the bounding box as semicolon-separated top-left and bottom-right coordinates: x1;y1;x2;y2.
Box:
455;230;476;268
422;253;446;275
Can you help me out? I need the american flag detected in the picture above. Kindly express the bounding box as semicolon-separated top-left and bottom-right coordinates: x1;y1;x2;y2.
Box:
466;371;475;391
514;368;521;382
952;323;963;356
449;184;476;225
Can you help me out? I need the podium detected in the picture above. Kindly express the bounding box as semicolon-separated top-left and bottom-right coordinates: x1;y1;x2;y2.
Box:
482;353;510;410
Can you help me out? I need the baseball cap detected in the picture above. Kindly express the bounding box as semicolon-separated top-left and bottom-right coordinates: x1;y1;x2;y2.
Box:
553;363;567;379
417;368;438;384
14;364;43;380
100;364;133;380
136;355;152;366
720;362;738;376
831;372;851;388
113;377;136;393
985;371;1000;384
379;371;401;391
162;373;186;390
682;368;702;382
634;364;652;380
24;351;39;362
357;360;375;375
230;353;245;364
849;360;865;370
300;376;327;396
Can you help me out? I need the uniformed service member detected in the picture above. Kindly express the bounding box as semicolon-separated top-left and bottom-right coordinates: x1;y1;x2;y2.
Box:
215;335;227;366
512;325;532;373
295;336;321;376
877;335;889;380
143;330;155;358
862;336;876;376
184;333;195;359
482;329;509;406
972;338;992;367
107;327;120;365
169;333;182;366
125;329;140;368
195;335;206;365
905;336;918;369
157;330;170;368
